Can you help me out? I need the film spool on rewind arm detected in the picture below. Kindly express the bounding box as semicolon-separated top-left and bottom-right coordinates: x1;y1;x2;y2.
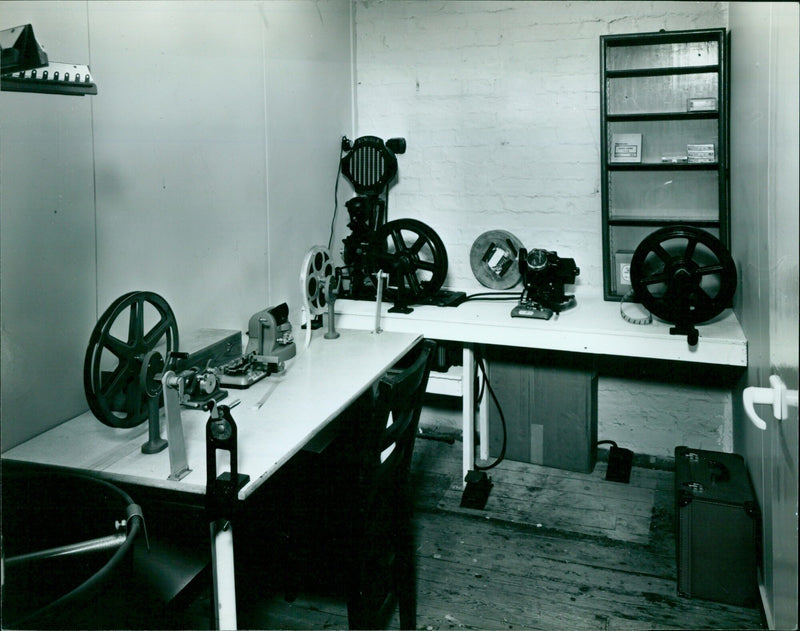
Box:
629;225;737;346
373;218;449;312
300;246;336;348
83;291;193;478
83;291;179;429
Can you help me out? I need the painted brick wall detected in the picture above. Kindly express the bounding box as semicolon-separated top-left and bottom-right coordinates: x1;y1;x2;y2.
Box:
350;1;732;458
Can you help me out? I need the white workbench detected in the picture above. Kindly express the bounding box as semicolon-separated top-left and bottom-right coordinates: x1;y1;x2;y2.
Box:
2;329;423;630
333;294;748;481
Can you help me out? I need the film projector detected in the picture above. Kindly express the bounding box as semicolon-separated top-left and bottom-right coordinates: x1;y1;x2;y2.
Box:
627;225;737;345
337;135;459;312
512;248;580;319
83;291;296;479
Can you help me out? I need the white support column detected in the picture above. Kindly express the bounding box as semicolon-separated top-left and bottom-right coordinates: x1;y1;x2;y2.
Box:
210;519;237;630
462;344;475;485
478;359;490;461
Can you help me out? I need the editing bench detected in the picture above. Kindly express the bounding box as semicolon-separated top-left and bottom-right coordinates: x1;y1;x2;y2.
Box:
1;329;422;630
333;294;748;481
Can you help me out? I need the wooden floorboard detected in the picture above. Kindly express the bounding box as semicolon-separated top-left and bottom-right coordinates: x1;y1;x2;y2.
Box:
178;432;764;630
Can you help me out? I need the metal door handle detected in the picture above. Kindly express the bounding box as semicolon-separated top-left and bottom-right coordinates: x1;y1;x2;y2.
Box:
743;375;799;430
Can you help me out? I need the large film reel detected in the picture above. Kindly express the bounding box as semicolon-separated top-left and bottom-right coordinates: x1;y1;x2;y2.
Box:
630;225;736;345
84;291;179;428
373;218;448;303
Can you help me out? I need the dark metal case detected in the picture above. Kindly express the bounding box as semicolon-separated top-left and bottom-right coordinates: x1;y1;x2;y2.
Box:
674;446;761;607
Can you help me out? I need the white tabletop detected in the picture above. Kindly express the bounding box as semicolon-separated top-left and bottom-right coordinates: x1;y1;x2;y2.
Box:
334;294;747;366
2;329;423;500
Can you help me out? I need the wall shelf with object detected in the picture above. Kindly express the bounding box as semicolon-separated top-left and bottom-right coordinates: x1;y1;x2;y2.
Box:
600;28;729;301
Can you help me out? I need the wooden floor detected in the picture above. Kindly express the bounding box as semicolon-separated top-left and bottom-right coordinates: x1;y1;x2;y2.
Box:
175;433;765;631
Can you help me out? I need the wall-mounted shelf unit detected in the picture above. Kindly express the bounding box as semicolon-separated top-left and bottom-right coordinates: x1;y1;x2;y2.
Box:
600;28;729;300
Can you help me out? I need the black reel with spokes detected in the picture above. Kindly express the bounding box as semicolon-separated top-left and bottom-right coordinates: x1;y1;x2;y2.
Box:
84;291;179;428
630;225;736;346
373;218;448;311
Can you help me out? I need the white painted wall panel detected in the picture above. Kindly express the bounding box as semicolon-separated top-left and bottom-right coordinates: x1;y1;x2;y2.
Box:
261;1;355;319
729;3;799;627
1;1;353;449
88;2;270;334
1;3;96;450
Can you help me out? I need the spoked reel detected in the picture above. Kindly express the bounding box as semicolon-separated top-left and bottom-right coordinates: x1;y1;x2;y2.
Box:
300;246;335;318
300;246;339;346
373;218;448;309
630;225;736;345
83;291;179;428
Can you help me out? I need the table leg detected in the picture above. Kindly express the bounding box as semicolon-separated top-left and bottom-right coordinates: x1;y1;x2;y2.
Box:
462;344;475;486
210;518;237;630
478;360;490;461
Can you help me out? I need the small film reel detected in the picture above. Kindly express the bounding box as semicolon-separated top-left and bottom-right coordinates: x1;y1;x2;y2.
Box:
300;246;336;347
300;246;335;316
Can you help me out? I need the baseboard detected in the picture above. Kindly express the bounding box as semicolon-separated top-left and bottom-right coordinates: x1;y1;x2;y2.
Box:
758;582;774;630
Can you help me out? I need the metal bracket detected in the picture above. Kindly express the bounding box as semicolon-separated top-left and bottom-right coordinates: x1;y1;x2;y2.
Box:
205;401;249;521
162;370;191;481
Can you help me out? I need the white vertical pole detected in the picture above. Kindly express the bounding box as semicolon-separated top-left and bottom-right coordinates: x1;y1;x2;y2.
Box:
462;344;475;486
210;519;237;630
478;358;490;461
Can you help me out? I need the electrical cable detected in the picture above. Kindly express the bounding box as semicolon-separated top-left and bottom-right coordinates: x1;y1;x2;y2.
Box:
327;143;346;252
460;291;521;303
472;353;507;471
473;356;486;404
596;440;619;448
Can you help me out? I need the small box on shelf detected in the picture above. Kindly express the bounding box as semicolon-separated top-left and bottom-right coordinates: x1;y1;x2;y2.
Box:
661;155;688;164
686;144;717;164
610;133;642;164
687;97;717;112
687;143;715;163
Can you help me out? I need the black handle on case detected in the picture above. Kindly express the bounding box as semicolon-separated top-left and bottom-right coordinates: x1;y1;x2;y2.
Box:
707;458;730;483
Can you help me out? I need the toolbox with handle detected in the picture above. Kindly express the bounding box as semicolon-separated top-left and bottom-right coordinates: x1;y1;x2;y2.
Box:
674;446;761;607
